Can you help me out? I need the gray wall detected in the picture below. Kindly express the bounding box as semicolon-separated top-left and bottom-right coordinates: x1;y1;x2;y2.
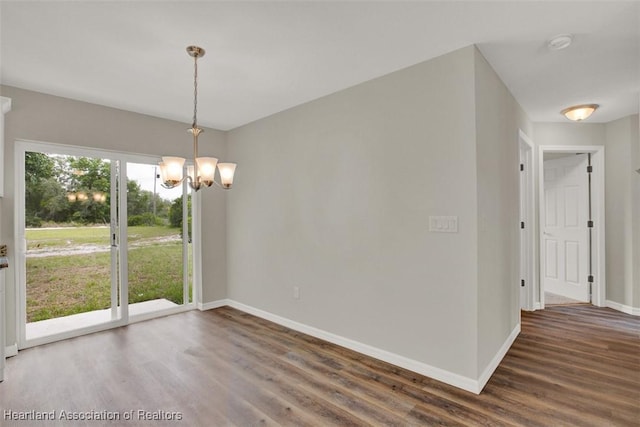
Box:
533;123;606;147
534;116;640;310
227;45;528;382
473;49;529;374
604;115;639;307
0;85;228;346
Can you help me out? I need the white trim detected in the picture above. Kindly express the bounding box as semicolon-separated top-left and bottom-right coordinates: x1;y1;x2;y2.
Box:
110;162;119;319
477;323;520;390
118;152;130;324
22;319;127;350
606;300;640;316
16;139;164;164
5;343;18;358
537;145;606;308
14;142;27;349
129;303;195;324
592;147;606;307
192;192;203;307
197;300;522;393
519;130;535;311
197;299;229;311
225;300;484;394
21;304;198;350
182;178;189;305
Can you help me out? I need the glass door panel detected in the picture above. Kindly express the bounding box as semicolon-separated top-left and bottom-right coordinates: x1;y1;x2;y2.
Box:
24;152;120;340
125;162;191;317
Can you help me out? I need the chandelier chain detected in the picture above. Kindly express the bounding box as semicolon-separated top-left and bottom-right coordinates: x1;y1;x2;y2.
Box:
192;55;198;128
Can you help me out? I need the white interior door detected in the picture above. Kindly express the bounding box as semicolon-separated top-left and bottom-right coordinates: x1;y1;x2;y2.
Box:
542;154;590;302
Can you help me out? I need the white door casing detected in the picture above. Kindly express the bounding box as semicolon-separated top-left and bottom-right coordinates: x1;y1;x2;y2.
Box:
542;154;590;302
537;145;605;309
519;130;535;311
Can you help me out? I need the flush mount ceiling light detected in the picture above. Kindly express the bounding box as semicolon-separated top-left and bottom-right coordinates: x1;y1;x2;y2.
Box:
547;34;573;51
561;104;599;121
159;46;236;191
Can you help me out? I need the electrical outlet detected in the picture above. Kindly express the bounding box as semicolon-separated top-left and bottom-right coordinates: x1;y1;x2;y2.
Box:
293;286;300;300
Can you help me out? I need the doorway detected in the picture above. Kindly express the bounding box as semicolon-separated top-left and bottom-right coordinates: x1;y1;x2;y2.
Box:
537;145;606;309
542;153;590;304
15;141;196;348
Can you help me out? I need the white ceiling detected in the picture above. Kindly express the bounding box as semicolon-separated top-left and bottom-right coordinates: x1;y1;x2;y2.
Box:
1;1;638;130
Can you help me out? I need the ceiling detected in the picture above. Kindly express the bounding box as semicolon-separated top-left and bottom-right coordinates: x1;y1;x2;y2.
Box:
1;1;638;130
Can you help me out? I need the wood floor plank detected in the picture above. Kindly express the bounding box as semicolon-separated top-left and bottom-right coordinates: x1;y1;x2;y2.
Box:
208;320;398;425
213;309;418;421
0;305;638;426
198;313;375;426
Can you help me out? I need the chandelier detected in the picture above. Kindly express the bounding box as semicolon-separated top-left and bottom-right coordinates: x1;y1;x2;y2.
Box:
159;46;236;191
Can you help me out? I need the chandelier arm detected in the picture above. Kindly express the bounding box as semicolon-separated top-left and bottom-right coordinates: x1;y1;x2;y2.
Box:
160;176;185;190
210;178;232;190
186;174;198;191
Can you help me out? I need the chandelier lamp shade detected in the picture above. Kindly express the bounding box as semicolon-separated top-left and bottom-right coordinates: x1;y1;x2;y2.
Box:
159;46;236;191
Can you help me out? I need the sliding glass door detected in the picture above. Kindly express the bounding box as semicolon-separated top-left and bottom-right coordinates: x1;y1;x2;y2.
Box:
18;142;194;347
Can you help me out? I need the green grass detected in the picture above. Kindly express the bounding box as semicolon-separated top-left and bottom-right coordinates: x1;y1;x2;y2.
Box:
26;226;192;323
27;252;113;321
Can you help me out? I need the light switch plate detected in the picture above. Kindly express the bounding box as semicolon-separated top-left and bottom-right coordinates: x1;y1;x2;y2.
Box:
429;216;458;233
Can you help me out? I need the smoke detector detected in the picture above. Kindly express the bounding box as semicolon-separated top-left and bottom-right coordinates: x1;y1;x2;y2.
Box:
548;34;574;51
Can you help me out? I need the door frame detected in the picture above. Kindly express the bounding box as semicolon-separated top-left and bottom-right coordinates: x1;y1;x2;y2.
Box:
519;130;535;311
14;139;201;349
537;145;606;308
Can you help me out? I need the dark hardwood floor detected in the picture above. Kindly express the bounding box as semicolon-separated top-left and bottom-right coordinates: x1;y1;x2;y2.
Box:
1;305;638;426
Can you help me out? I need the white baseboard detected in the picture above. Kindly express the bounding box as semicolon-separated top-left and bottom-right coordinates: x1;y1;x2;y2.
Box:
226;300;486;394
477;323;520;392
533;302;542;310
5;343;18;358
197;299;229;311
606;300;640;316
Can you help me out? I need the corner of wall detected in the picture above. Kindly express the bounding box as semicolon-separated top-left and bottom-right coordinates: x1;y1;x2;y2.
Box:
472;46;526;381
